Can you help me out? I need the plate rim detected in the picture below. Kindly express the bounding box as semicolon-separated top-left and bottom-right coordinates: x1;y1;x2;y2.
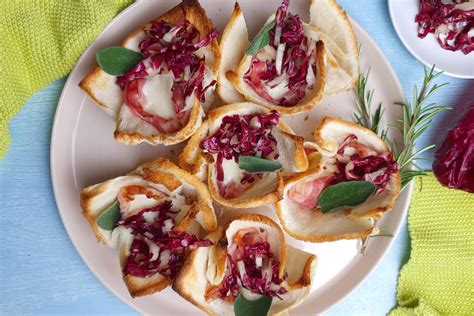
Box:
388;0;474;79
50;1;412;314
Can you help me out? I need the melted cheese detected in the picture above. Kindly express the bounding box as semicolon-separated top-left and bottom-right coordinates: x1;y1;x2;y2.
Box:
221;158;245;185
142;73;176;119
126;194;162;215
256;45;277;61
145;238;161;261
159;250;171;268
162;31;174;43
182;95;195;113
265;75;290;100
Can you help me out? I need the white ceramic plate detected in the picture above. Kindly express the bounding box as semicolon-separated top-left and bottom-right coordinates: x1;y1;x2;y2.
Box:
389;0;474;79
51;0;412;314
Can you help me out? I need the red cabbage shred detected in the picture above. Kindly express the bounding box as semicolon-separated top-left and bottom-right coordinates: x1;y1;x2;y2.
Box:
244;0;318;106
433;104;474;193
117;200;212;278
200;111;280;198
217;243;287;301
333;135;399;192
416;0;474;54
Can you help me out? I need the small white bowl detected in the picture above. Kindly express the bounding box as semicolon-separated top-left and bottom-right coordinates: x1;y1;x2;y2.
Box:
388;0;474;78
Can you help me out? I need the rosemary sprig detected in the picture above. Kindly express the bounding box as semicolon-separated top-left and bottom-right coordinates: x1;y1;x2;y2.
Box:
353;64;450;189
353;68;388;139
354;64;449;254
391;66;451;187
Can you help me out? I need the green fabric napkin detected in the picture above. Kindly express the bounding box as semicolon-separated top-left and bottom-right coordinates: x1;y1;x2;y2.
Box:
391;174;474;315
0;0;132;158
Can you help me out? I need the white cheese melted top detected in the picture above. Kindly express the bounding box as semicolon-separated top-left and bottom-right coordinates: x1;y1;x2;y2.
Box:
221;158;245;185
126;194;162;215
142;72;176;119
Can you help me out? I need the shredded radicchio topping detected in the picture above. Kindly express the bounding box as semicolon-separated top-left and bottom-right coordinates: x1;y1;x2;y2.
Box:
117;19;217;95
200;111;280;198
333;134;399;192
210;230;287;301
244;0;318;107
117;200;212;278
416;0;474;54
116;19;218;132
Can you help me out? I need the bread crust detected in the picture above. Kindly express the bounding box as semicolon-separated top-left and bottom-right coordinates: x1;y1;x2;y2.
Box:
81;182;110;245
217;2;248;103
125;275;171;298
113;96;203;146
309;0;359;92
78;67;115;114
172;226;225;316
178;121;210;179
313;117;389;152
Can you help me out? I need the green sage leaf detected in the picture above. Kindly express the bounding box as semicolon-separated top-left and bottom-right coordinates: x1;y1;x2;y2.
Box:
239;156;282;173
96;46;143;76
318;181;376;213
245;20;276;55
234;294;272;316
96;201;121;231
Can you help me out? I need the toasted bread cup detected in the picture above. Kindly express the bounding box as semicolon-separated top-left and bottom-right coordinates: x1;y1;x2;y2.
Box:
275;117;401;242
309;0;359;95
173;214;317;315
223;5;327;115
179;103;308;208
217;3;248;104
80;158;217;297
79;0;220;146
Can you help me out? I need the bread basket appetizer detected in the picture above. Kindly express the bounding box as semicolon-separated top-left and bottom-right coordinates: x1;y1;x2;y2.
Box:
276;117;401;242
221;0;326;115
80;158;217;297
219;0;360;114
173;214;317;315
179;102;308;208
80;0;220;145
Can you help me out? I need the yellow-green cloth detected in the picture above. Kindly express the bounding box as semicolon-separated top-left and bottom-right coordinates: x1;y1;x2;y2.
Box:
391;174;474;315
0;0;132;158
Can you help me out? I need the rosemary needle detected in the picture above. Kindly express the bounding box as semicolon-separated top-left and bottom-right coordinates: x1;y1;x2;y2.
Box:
353;64;450;189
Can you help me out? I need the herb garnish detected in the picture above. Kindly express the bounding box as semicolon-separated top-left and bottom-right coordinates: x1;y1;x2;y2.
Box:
353;61;450;189
239;156;283;173
392;66;451;188
97;46;143;76
353;67;388;140
318;181;377;213
96;200;121;230
234;293;272;316
246;20;276;55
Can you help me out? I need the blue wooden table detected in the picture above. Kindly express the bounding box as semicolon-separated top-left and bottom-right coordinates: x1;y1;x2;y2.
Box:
1;0;472;315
